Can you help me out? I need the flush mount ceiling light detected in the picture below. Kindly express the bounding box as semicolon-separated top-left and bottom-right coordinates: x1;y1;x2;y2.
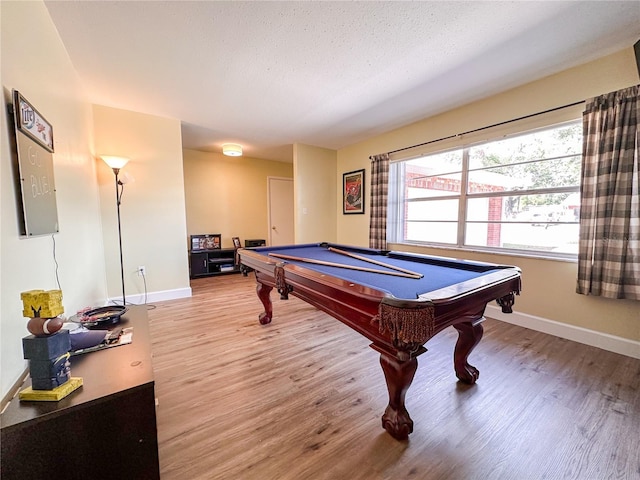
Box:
222;144;243;157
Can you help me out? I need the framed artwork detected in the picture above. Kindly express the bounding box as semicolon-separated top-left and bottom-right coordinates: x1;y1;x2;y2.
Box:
343;169;365;214
232;237;242;249
190;234;221;251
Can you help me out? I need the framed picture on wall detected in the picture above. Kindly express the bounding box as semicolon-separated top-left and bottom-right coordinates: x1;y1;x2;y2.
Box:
343;169;365;214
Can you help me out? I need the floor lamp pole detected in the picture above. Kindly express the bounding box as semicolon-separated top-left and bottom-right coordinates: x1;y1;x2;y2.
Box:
113;168;126;306
101;155;130;307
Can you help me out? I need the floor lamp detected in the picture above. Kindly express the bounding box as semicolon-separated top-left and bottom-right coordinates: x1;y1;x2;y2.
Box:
101;155;130;307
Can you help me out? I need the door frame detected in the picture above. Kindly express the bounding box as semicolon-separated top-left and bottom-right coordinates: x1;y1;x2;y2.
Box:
267;176;294;246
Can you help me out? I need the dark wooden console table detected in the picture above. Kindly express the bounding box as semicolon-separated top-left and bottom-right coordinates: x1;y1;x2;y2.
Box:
1;306;159;480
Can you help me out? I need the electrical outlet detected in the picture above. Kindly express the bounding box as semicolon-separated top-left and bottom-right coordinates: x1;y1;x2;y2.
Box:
137;266;146;276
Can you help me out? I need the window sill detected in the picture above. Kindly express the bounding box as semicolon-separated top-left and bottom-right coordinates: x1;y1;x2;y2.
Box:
392;242;579;264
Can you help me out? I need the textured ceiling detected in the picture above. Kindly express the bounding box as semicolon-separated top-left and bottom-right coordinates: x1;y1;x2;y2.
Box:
44;1;640;162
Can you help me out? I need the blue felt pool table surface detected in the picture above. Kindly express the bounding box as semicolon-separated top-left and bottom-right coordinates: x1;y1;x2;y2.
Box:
251;244;508;300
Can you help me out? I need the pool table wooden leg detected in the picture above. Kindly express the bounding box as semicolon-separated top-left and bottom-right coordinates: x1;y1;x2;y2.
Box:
379;353;418;440
452;320;484;384
256;282;273;325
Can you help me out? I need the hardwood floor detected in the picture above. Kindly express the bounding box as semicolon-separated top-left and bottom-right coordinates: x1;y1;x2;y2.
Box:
148;274;640;480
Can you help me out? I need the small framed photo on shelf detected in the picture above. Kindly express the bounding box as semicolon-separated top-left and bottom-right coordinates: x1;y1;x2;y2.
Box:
190;234;221;251
232;237;242;249
343;169;365;214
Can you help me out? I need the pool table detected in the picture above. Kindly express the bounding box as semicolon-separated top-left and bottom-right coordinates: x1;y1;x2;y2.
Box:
238;242;521;440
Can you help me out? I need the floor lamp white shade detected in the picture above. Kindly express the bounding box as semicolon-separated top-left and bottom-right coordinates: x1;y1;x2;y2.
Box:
101;155;130;170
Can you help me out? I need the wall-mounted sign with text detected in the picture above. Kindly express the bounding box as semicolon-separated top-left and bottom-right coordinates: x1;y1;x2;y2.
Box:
14;90;54;152
11;90;59;236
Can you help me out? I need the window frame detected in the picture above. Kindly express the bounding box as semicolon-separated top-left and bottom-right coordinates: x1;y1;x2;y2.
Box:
388;119;582;260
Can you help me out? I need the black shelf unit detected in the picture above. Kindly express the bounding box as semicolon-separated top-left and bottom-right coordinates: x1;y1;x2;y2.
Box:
245;239;266;248
190;248;239;279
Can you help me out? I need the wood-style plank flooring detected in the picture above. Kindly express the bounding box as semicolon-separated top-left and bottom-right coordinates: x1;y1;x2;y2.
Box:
148;274;640;480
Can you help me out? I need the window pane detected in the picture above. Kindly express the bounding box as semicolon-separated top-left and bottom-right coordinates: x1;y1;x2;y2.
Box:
466;192;580;253
406;221;457;244
406;149;462;176
466;222;579;254
407;199;459;221
467;193;580;223
468;122;581;169
407;172;463;199
468;154;581;193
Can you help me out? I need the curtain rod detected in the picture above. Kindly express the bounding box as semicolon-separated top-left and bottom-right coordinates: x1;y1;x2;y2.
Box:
381;100;585;157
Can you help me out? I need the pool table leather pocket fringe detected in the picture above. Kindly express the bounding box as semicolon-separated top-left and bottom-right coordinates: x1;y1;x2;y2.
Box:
274;265;293;299
375;302;435;351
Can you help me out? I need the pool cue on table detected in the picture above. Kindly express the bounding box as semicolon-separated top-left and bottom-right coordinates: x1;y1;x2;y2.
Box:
327;246;424;278
268;253;422;279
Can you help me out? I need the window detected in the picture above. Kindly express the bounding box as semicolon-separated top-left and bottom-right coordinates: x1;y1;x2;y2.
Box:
388;121;582;257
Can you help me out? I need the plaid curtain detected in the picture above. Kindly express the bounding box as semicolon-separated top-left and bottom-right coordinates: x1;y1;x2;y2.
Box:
369;153;390;249
577;85;639;300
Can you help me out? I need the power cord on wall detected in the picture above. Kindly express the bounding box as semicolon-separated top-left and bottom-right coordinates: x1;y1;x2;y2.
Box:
139;271;156;310
53;233;155;311
52;234;62;291
110;272;155;310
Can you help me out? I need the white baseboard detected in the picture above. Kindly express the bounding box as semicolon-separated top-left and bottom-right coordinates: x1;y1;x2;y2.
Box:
107;286;192;307
485;304;640;359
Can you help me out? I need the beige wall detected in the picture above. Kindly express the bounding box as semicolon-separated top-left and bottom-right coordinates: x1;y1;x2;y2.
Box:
183;149;293;248
93;105;191;302
293;143;337;244
1;1;108;397
336;48;640;343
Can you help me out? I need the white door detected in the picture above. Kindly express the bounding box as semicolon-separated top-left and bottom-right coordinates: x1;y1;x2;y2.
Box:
268;177;294;246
